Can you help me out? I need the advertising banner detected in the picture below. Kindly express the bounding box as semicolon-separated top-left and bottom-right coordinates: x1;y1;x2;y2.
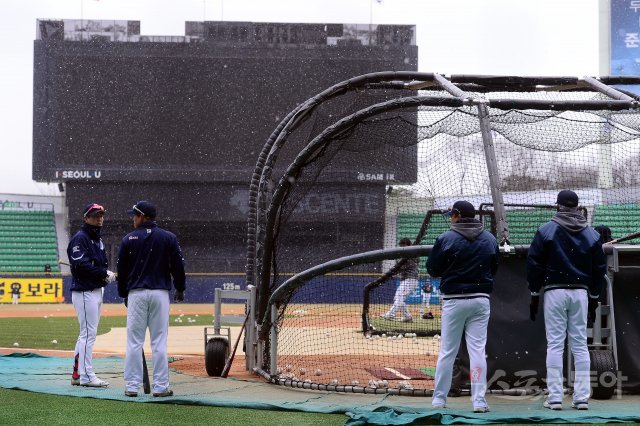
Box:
0;278;64;303
612;0;640;93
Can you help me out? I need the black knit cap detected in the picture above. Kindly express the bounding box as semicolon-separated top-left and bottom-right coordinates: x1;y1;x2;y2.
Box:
556;190;579;208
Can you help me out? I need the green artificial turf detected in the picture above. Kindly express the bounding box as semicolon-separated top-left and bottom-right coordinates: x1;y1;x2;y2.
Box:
0;314;226;351
0;388;346;425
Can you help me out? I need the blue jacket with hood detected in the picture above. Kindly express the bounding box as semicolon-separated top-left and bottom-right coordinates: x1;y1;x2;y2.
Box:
527;209;606;298
426;218;499;298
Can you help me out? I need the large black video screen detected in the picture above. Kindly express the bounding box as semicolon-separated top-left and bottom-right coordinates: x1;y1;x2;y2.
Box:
33;41;418;183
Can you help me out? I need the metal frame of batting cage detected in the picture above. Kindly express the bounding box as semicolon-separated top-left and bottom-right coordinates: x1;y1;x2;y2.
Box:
245;71;437;304
250;72;640;379
256;94;640;339
249;73;640;323
255;95;463;345
257;245;437;396
244;72;434;370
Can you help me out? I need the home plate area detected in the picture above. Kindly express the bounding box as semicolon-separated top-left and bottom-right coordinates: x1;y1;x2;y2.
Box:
365;367;434;381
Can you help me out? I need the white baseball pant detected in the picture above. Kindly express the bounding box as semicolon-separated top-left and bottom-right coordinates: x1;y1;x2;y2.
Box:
124;289;170;394
386;278;418;318
421;291;431;310
544;288;590;403
432;297;490;409
72;288;103;384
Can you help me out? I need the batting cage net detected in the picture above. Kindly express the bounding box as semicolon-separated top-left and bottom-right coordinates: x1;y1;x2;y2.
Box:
265;247;438;394
249;73;640;394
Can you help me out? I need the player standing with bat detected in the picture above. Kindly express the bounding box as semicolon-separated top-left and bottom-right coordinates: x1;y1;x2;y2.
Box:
527;190;606;411
68;203;116;388
426;200;499;413
117;201;185;397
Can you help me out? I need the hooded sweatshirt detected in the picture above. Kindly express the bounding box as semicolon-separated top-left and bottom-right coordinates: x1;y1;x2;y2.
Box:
426;218;500;298
526;207;606;297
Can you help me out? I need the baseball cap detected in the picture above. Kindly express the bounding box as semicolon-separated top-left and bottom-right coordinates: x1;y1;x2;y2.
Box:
83;203;105;218
556;190;579;208
127;200;156;218
443;200;476;218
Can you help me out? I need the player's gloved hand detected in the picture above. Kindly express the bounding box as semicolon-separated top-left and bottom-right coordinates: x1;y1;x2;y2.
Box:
174;290;184;302
588;298;599;323
123;297;128;308
105;270;117;284
529;295;539;321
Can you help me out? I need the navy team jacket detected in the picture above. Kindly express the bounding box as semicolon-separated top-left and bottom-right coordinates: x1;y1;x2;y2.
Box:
117;221;186;298
527;217;606;298
426;220;499;297
67;223;108;292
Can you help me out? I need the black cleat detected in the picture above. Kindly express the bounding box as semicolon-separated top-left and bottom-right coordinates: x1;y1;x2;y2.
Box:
153;389;174;397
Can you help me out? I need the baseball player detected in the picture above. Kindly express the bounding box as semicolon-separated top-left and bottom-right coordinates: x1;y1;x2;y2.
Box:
527;190;606;411
68;203;116;387
420;278;435;320
593;225;612;244
10;284;20;304
426;200;499;413
381;238;419;322
117;201;185;397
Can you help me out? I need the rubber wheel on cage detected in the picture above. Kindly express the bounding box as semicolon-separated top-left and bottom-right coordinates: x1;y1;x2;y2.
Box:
589;349;616;400
205;338;229;377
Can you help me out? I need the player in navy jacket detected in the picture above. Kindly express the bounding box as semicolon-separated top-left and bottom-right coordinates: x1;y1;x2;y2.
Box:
427;200;499;413
68;217;110;292
117;200;185;397
117;224;186;298
68;203;116;388
527;190;606;411
426;222;499;297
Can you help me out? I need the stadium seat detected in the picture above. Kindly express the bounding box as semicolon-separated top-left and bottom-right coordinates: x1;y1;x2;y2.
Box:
593;204;640;244
0;209;60;272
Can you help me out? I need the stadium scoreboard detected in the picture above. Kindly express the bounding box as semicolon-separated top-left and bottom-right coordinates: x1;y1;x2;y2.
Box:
33;20;419;185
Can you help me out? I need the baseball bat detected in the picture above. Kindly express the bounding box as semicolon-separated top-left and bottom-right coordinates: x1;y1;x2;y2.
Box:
142;349;151;394
605;230;640;245
220;314;249;379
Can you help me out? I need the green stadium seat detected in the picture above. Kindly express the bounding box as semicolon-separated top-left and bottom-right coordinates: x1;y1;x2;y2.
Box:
593;204;640;244
0;209;60;272
397;208;559;248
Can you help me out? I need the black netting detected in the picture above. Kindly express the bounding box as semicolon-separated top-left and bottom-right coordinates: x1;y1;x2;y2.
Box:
255;82;640;391
272;257;438;393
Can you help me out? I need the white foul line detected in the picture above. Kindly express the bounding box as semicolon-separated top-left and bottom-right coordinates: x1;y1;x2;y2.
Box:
385;367;411;380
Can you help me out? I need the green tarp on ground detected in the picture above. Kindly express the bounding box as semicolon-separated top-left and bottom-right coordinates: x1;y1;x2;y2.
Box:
2;354;639;425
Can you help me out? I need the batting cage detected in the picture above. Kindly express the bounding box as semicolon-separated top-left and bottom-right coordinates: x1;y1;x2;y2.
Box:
240;72;640;397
